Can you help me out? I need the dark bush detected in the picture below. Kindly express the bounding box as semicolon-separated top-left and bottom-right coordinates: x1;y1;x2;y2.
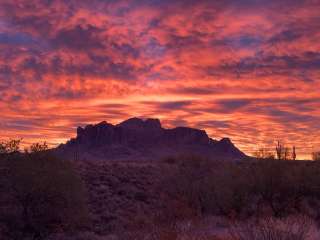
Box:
250;160;314;217
162;156;253;218
0;152;89;240
162;156;320;221
229;215;314;240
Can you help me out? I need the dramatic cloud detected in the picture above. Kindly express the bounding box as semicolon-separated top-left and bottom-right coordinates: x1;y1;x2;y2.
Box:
0;0;319;158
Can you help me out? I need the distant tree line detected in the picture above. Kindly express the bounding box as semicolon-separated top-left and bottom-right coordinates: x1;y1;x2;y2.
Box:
0;139;48;155
254;140;319;161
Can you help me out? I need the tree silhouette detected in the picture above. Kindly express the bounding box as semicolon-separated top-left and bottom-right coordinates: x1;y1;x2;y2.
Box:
0;141;89;240
312;151;320;161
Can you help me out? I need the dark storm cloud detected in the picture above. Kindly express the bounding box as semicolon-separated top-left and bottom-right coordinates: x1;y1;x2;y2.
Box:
51;25;105;50
141;101;193;111
267;109;317;123
206;51;320;78
158;101;193;110
172;86;221;95
198;120;231;129
219;35;264;49
215;99;253;111
269;29;303;43
0;32;38;45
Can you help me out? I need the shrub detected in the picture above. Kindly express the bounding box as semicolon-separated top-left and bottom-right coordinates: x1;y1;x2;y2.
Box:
162;156;212;216
162;156;253;219
254;148;275;160
229;215;314;240
0;152;89;240
251;160;320;218
47;232;107;240
312;152;320;161
250;160;302;217
162;156;320;221
28;142;48;153
0;139;21;154
201;162;253;217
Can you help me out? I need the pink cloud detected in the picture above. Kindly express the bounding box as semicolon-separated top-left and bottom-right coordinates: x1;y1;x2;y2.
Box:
0;0;319;159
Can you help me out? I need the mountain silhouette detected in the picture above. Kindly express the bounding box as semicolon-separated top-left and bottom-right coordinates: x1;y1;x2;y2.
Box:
56;117;247;161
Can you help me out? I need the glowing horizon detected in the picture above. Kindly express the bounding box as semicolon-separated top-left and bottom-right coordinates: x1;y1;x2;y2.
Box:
0;0;319;159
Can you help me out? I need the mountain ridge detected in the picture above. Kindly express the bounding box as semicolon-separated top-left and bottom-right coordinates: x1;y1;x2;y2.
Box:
56;117;247;161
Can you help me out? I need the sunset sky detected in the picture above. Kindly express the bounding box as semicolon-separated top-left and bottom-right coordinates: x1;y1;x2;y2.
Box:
0;0;319;159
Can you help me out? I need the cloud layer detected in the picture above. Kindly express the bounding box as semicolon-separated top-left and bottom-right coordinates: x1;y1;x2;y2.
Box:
0;0;319;158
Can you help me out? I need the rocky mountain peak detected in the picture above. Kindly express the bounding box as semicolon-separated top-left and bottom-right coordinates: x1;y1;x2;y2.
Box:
117;117;161;130
144;118;161;129
58;118;247;161
220;137;232;145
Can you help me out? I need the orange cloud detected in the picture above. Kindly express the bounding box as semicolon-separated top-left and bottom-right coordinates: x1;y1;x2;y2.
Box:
0;0;319;159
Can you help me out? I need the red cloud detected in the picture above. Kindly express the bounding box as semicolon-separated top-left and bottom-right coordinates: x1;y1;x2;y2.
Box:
0;0;319;159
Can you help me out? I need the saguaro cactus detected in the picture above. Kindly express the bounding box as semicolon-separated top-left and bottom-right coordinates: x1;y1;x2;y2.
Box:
276;141;283;160
292;146;296;160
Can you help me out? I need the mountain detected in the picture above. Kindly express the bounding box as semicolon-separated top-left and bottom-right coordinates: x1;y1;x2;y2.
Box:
56;117;247;161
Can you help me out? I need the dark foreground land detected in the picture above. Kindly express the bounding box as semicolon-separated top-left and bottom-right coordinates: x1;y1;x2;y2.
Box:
1;153;320;239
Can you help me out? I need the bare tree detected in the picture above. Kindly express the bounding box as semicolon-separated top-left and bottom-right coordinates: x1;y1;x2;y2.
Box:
275;141;294;160
254;148;275;160
28;142;48;153
0;139;22;154
284;147;291;160
312;151;320;161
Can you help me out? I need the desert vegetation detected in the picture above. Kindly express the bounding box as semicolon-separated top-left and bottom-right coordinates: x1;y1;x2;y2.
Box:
163;156;320;219
0;140;89;240
1;140;320;239
151;156;320;239
229;215;315;240
312;151;320;161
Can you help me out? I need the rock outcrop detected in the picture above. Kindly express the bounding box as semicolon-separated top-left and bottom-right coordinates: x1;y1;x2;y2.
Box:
56;117;247;161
